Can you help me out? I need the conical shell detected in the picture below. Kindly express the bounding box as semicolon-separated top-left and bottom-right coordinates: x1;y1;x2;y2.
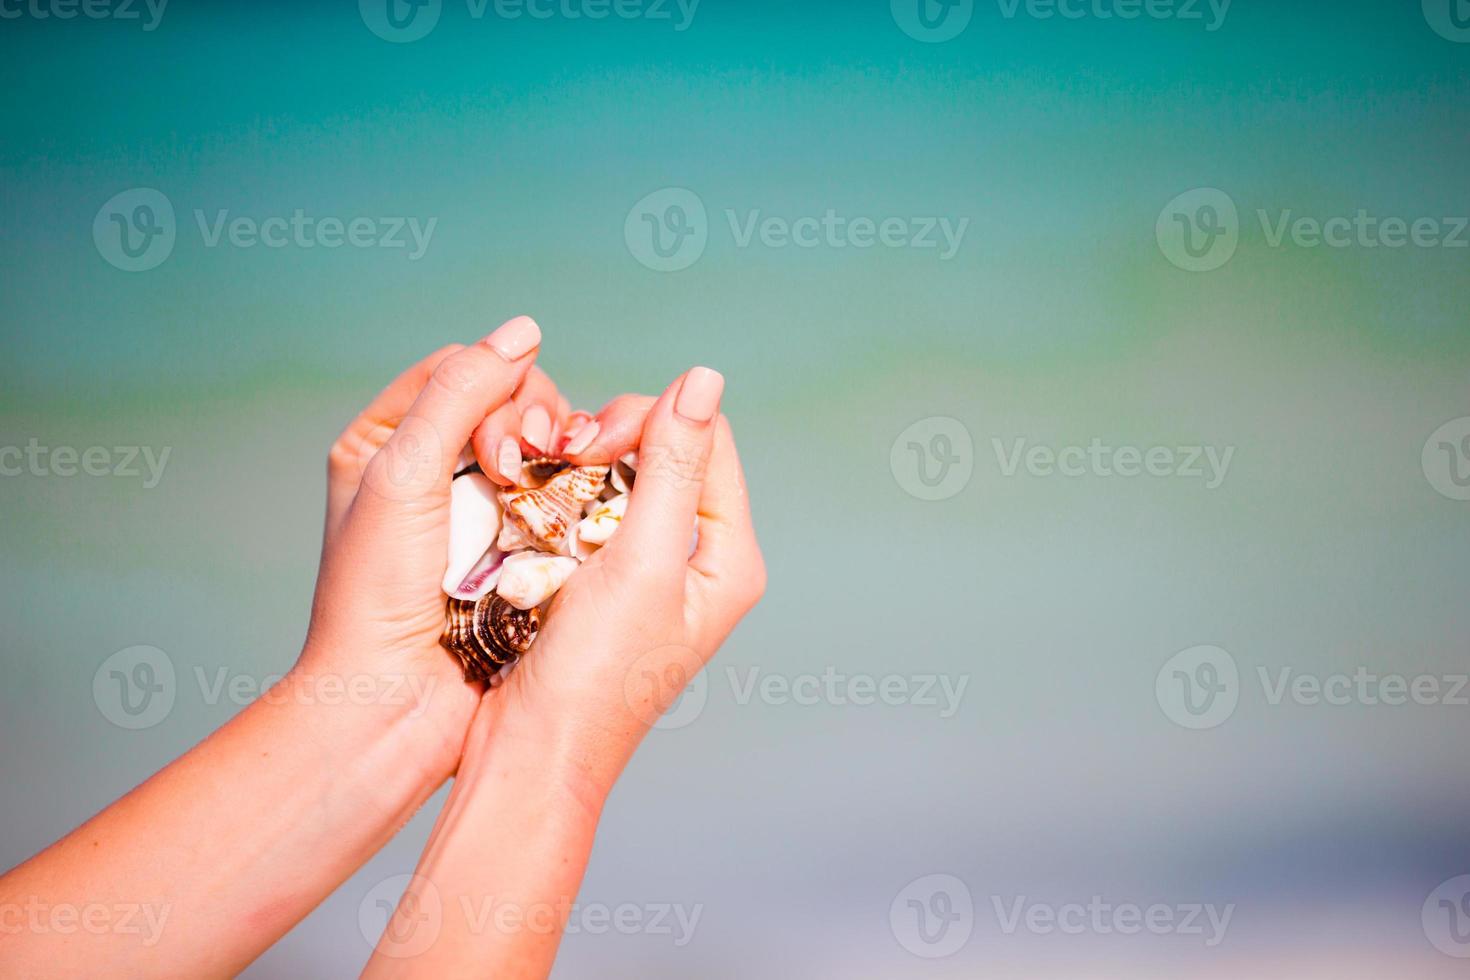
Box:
499;465;609;554
496;552;580;610
444;472;502;595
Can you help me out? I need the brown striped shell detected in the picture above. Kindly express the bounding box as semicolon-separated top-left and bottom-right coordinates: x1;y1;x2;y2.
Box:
441;593;540;683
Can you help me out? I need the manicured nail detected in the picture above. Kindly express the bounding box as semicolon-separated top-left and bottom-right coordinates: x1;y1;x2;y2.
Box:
484;316;540;361
497;437;521;483
562;418;588;446
564;420;600;456
675;367;724;423
522;405;552;452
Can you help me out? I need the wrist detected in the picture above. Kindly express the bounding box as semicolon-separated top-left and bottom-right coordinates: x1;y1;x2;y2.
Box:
284;647;479;785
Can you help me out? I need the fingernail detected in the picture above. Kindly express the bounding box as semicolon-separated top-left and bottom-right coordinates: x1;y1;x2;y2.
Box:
522;405;552;452
562;418;588;445
564;420;600;456
484;316;540;361
675;367;724;423
497;437;522;483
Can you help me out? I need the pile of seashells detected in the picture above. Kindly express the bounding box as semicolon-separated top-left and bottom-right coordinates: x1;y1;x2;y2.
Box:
440;451;637;683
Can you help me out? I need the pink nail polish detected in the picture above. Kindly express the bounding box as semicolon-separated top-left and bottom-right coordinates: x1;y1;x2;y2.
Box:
497;438;521;482
674;367;724;423
484;316;540;361
564;420;600;456
522;406;552;452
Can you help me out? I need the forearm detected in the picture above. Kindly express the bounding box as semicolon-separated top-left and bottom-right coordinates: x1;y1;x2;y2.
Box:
362;696;619;979
0;661;468;978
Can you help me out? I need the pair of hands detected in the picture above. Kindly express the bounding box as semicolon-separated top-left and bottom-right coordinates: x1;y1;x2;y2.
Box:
304;315;766;799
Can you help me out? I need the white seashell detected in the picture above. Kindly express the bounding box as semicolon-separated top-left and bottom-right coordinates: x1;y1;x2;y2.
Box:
443;472;502;595
608;451;638;494
454;445;477;477
575;493;627;548
449;546;508;600
496;517;534;552
501;465;609;554
496;552;580;610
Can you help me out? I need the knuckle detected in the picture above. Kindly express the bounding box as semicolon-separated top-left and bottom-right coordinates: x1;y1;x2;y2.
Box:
430;347;490;395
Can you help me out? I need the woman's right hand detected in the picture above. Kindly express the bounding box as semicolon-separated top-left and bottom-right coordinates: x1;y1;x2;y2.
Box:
472;367;766;802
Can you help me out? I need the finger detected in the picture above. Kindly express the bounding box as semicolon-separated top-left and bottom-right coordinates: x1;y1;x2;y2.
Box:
616;367;724;561
562;394;656;464
470;401;524;486
689;415;766;640
326;343;463;543
512;366;561;456
354;316;541;517
555;410;595;457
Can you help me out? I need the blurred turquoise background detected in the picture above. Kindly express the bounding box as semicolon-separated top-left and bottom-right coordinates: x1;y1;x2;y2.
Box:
2;0;1468;976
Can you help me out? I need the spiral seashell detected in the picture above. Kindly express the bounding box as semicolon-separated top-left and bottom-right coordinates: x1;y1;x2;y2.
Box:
441;593;540;683
499;464;609;554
